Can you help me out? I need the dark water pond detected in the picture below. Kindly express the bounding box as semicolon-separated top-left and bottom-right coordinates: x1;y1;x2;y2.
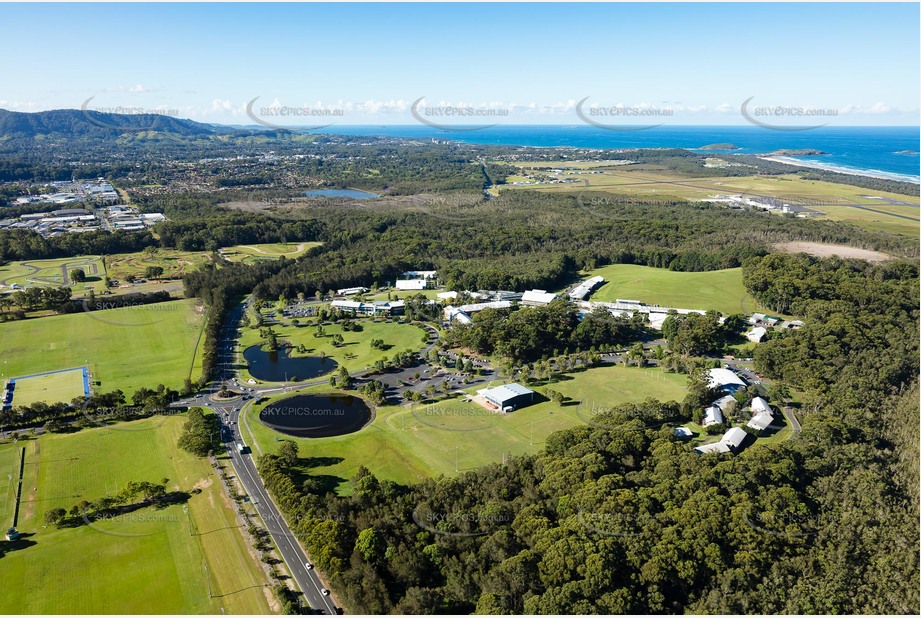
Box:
243;345;338;382
259;393;372;438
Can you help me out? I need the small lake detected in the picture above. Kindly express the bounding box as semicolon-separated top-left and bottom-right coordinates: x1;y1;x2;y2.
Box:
304;188;379;199
259;393;372;438
243;345;338;382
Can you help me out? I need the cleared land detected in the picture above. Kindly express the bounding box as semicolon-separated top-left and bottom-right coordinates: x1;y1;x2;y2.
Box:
10;369;85;408
0;416;273;614
502;162;920;236
105;248;212;283
241;365;688;494
0;299;205;399
221;242;320;265
239;315;427;380
582;263;763;315
773;241;892;262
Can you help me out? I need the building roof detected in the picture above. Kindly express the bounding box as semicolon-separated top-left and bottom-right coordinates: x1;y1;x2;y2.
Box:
721;427;748;448
747;411;774;431
713;395;738;411
695;441;731;454
674;426;694;438
479;383;534;406
708;368;746;390
750;396;772;415
521;289;558;305
331;300;362;309
702;405;724;427
568;276;605;300
746;326;768;342
458;300;512;313
395;279;426;290
436;291;458;300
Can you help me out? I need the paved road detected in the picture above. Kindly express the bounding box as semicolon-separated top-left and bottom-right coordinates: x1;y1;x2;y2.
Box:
198;298;339;614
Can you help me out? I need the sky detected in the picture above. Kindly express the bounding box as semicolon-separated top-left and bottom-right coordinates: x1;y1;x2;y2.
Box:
0;2;918;127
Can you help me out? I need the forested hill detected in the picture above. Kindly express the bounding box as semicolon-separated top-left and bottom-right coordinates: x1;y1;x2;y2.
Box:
0;108;226;139
252;254;919;615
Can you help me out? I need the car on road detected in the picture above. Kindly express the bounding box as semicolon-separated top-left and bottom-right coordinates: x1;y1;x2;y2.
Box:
306;562;314;570
322;589;330;596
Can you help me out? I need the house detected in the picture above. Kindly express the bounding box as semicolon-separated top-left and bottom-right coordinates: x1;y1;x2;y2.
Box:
707;368;747;393
702;404;724;427
782;320;804;329
674;426;694;439
444;306;472;325
395;279;427;291
521;289;558;307
694;426;748;454
477;383;535;412
746;397;774;431
721;427;748;451
745;326;768;343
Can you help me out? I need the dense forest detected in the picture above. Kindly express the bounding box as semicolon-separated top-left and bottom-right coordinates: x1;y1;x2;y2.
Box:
251;253;918;614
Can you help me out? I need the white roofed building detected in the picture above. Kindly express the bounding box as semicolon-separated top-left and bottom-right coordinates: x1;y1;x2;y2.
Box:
477;383;535;412
708;368;746;393
521;289;558;306
746;326;768;343
396;279;427;290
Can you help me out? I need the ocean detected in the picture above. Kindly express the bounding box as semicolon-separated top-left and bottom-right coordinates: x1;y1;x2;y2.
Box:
316;125;920;184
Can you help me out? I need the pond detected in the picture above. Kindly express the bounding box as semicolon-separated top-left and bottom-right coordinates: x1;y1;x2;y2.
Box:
243;345;338;382
304;188;380;199
259;393;373;438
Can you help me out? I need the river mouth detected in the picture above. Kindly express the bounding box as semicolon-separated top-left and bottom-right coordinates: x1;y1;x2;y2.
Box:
243;345;338;382
259;393;372;438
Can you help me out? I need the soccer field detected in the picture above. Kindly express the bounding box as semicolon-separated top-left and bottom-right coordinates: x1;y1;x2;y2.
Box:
0;299;205;400
582;263;764;315
8;368;87;408
242;365;688;494
0;415;273;614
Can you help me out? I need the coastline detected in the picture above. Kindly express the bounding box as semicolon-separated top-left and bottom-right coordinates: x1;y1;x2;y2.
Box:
759;155;920;185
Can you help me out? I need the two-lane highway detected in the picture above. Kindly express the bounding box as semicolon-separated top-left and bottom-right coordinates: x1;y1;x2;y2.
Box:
208;298;339;614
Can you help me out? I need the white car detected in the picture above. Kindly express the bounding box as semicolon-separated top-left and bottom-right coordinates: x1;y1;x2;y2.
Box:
321;589;330;596
306;562;313;570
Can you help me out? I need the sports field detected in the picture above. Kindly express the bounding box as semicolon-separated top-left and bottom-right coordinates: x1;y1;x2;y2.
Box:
241;364;688;494
582;263;764;315
0;415;273;614
8;368;87;408
0;256;108;297
239;315;427;379
221;242;321;264
0;299;205;400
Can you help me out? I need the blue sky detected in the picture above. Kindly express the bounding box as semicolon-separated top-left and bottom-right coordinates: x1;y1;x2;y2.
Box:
1;2;918;126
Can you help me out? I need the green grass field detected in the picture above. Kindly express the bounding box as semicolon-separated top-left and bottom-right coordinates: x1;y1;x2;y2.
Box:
0;299;205;400
241;365;688;494
502;163;920;236
582;263;764;315
0;256;108;298
239;315;427;380
105;248;213;282
221;242;321;265
11;369;85;408
0;416;273;614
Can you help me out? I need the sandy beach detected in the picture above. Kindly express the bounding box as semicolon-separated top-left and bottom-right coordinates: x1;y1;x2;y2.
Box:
760;156;920;184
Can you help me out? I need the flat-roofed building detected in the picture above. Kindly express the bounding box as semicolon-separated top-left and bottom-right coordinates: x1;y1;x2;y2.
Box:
477;383;534;412
521;289;558;306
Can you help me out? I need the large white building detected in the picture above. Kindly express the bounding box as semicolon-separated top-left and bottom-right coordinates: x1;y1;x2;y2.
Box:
568;276;604;301
402;270;437;280
708;368;747;393
396;279;427;291
477;383;534;412
521;289;558;306
695;426;748;454
746;397;774;431
745;326;768;343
